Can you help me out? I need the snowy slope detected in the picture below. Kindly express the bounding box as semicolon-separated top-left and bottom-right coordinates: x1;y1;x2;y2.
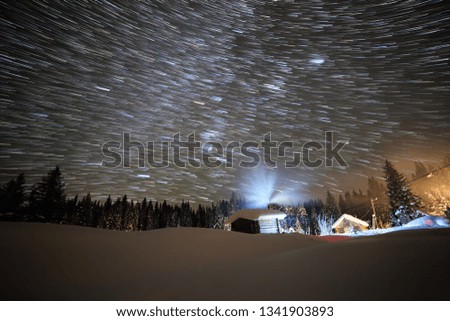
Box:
0;222;449;300
344;215;450;236
404;215;449;228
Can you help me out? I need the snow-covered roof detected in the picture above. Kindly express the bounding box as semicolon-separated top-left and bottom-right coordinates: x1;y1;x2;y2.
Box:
332;214;369;229
225;209;286;225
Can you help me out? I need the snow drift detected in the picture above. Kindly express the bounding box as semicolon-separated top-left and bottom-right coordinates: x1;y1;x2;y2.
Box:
0;222;449;300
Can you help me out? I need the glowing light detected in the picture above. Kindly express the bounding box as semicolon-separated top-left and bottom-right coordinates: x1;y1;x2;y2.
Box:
239;167;302;208
309;58;325;65
94;85;111;92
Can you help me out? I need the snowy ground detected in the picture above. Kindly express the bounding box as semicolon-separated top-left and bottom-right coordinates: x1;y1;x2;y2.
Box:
0;222;449;300
342;215;450;236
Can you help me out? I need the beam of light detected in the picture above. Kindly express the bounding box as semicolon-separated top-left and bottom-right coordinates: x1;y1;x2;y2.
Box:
238;167;303;208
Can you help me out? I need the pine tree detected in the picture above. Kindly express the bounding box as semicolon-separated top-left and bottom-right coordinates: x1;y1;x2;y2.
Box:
338;194;347;214
127;200;138;230
112;197;122;229
120;195;128;230
146;200;155;230
28;166;65;222
324;190;339;221
383;160;421;226
191;205;199;227
197;204;206;228
102;195;113;229
230;191;238;212
79;193;92;226
138;197;148;230
91;200;102;228
412;161;428;180
367;176;390;226
151;201;160;229
65;194;78;225
0;173;26;214
179;201;193;227
159;200;169;228
169;204;180;227
212;200;230;229
308;208;319;235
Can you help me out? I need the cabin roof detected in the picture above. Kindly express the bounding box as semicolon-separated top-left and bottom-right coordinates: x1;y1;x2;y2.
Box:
225;209;286;225
332;213;369;229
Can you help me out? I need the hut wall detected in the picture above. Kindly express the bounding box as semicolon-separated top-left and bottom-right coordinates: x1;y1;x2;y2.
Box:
231;218;260;234
258;218;280;234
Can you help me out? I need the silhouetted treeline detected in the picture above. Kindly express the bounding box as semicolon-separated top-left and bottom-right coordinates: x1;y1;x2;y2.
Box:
0;166;244;231
62;194;235;231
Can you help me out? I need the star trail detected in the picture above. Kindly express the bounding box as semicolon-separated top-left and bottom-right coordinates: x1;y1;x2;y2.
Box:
1;0;449;203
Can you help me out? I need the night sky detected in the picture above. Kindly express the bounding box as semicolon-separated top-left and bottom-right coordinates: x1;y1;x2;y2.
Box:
1;0;449;204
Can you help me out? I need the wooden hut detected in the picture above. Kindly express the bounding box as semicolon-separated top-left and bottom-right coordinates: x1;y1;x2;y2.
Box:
332;214;369;234
225;209;286;234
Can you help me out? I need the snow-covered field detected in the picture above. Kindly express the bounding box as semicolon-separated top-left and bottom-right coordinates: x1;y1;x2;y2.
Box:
0;222;449;300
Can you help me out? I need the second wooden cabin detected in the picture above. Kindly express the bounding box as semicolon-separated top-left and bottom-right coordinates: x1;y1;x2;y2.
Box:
332;214;369;234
